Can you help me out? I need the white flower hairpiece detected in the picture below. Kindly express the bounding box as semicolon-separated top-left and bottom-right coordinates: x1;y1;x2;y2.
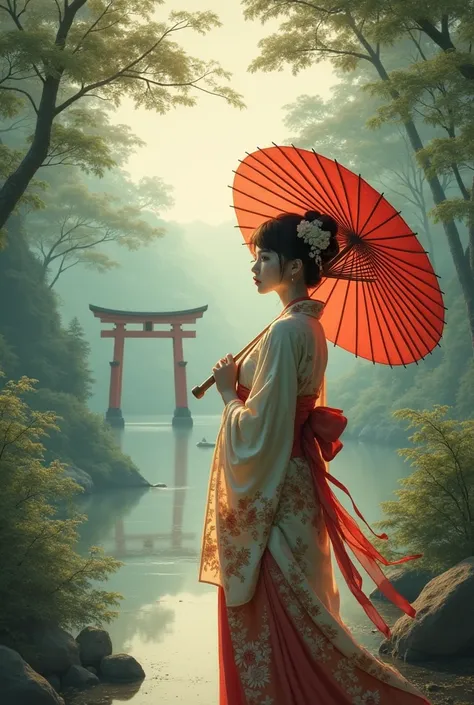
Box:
296;218;331;268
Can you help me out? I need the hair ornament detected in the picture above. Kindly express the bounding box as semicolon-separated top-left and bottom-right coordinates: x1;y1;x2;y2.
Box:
296;218;332;268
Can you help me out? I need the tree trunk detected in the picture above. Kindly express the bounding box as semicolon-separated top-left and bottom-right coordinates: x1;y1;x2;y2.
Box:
470;177;474;278
0;78;60;230
421;208;437;273
415;18;474;80
0;0;87;230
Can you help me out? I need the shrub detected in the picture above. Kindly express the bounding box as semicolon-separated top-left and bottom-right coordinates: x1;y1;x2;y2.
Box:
0;375;123;641
373;406;474;573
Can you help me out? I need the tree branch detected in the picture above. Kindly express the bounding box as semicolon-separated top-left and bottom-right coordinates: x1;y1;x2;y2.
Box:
416;16;474;79
55;18;193;115
451;163;470;201
72;1;114;54
441;15;450;41
406;28;429;62
53;0;63;23
48;256;76;288
1;0;45;84
422;415;472;521
0;84;38;114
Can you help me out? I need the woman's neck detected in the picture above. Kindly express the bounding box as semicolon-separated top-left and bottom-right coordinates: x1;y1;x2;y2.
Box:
278;281;310;309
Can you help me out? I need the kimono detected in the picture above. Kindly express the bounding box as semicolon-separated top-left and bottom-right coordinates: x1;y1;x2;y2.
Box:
199;298;431;705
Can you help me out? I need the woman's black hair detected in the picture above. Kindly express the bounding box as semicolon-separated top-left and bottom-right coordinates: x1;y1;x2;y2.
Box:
249;211;339;287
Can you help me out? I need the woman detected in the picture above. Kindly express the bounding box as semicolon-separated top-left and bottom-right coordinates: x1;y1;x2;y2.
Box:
199;211;431;705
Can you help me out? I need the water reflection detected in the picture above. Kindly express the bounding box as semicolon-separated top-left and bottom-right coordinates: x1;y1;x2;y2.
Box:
71;416;412;704
111;429;196;560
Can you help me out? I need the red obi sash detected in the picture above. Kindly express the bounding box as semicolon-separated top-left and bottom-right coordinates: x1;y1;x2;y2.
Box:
236;383;421;639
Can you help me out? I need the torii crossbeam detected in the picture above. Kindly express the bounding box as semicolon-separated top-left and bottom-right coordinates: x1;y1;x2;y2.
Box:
89;304;208;428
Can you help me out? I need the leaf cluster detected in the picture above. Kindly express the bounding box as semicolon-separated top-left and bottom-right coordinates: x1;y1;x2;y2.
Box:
372;405;474;573
0;375;123;640
0;3;245;117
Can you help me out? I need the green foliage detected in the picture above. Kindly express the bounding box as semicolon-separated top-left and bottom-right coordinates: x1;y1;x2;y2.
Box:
1;89;175;283
0;144;48;212
0;375;123;640
25;170;172;287
46;122;117;177
0;1;244;223
243;0;381;75
281;74;445;268
365;44;473;228
0;217;92;397
366;1;474;56
33;387;141;490
60;107;146;167
0;90;24;119
431;196;474;226
64;317;94;402
372;406;474;573
1;4;246;115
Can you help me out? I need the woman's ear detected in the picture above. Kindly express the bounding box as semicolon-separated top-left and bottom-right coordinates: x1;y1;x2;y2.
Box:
292;258;304;277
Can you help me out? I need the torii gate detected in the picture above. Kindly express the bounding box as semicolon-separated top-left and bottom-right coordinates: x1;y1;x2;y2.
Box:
89;304;208;428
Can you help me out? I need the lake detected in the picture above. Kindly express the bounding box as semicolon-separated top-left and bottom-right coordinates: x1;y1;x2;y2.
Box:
69;414;413;705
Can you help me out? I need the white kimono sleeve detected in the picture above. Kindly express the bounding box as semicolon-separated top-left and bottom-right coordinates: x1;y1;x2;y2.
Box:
222;317;300;487
199;317;302;605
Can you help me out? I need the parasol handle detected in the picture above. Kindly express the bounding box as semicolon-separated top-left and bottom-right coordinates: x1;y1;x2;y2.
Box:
191;319;275;399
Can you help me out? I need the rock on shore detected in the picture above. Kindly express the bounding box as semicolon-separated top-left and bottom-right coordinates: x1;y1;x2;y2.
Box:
0;623;145;704
380;557;474;662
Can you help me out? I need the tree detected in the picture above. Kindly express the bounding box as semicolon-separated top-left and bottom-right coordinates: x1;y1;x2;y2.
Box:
365;35;474;296
64;316;94;402
26;173;173;287
0;374;123;641
0;214;92;396
367;1;474;81
0;1;245;229
0;99;176;284
0;102;151;224
242;0;474;351
373;405;474;573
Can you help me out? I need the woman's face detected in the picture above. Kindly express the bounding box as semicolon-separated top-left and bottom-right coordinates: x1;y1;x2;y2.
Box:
251;247;288;294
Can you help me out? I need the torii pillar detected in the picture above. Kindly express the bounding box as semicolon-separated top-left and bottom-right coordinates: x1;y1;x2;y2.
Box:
89;304;208;428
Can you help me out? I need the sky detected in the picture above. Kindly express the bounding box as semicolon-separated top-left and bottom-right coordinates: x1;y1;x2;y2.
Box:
111;0;337;225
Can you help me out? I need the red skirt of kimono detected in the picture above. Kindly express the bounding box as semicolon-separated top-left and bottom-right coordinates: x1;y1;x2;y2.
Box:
218;553;430;705
217;384;431;705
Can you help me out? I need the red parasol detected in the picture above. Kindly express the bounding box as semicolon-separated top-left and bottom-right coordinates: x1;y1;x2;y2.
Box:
232;144;445;366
